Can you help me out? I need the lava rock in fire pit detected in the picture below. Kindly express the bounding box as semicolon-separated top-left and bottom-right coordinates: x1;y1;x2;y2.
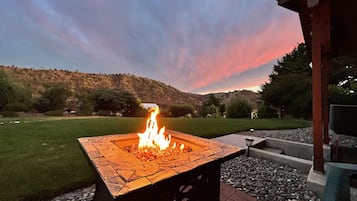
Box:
123;144;193;162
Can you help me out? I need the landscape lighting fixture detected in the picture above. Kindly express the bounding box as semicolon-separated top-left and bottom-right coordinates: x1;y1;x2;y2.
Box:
245;138;254;156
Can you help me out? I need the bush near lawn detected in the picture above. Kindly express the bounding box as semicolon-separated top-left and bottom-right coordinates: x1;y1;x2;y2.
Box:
0;117;310;201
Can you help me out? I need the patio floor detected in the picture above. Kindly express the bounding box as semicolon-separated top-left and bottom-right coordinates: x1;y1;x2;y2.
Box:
220;182;257;201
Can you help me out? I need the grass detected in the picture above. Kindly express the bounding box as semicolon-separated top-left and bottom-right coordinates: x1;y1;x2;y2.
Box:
0;117;310;201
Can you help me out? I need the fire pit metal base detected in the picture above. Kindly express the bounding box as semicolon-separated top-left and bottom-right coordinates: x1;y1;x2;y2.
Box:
78;130;242;201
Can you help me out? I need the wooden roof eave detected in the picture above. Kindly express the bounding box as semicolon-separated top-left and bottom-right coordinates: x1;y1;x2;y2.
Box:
277;0;312;61
277;0;357;59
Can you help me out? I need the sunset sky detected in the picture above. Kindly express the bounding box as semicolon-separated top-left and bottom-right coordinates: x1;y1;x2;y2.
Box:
0;0;303;94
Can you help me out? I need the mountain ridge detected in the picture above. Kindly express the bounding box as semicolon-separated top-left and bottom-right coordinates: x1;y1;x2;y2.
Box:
0;65;259;109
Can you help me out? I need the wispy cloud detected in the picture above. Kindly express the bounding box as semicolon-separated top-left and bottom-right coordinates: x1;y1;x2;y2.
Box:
0;0;302;93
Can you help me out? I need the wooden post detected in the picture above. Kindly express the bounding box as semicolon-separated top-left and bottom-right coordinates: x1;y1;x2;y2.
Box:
320;0;331;145
322;55;331;145
311;0;330;173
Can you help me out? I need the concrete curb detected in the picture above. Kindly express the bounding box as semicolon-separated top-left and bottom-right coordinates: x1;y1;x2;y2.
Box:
249;147;313;173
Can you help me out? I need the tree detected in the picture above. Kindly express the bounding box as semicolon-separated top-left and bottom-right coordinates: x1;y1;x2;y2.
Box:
328;56;357;104
261;73;312;118
328;83;357;104
33;97;51;113
199;94;225;117
94;89;140;116
260;43;312;119
261;43;357;119
43;86;71;110
33;86;71;112
169;105;193;117
206;94;221;107
197;105;210;117
0;69;32;111
257;104;278;118
329;56;357;87
226;99;252;118
0;77;16;110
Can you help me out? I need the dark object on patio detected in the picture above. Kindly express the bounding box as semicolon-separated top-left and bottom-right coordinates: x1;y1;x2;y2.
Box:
329;104;357;137
323;104;357;201
321;162;357;201
329;104;357;164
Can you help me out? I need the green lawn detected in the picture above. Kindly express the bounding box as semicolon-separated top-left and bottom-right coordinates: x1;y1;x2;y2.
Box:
0;117;309;201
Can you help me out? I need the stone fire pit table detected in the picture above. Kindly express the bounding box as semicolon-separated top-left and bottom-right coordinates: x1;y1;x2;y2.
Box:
78;130;243;201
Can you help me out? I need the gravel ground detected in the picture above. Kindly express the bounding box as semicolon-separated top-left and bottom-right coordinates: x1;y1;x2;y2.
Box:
221;155;318;201
219;128;319;201
47;127;356;201
220;127;356;201
242;127;314;144
241;127;357;148
47;185;95;201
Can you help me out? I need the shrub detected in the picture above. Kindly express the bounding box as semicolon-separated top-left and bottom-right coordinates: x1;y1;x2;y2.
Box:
257;104;278;118
169;105;193;117
33;97;51;113
159;109;170;117
3;102;28;112
77;103;93;116
44;110;64;116
197;105;210;117
76;110;93;116
226;99;252;118
0;69;32;111
94;89;140;116
130;107;148;117
0;111;19;117
41;86;71;111
96;110;112;116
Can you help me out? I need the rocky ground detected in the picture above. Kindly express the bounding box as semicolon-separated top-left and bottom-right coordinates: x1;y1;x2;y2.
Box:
241;127;357;148
221;156;318;201
47;127;356;201
220;128;319;201
48;185;95;201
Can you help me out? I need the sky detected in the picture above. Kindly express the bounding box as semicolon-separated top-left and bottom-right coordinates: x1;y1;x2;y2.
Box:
0;0;303;94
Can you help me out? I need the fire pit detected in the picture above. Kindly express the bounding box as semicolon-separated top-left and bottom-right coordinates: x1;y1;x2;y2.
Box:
78;108;242;201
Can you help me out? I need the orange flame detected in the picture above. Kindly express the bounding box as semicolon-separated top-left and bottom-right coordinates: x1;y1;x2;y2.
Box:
137;107;171;151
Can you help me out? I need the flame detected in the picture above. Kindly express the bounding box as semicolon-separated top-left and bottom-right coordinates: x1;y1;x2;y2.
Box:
137;107;171;151
180;144;185;151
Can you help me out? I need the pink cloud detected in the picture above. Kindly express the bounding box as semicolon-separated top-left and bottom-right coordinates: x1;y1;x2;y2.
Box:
185;13;303;92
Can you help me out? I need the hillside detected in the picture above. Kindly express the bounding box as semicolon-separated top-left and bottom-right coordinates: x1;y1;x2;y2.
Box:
206;90;261;109
1;66;204;108
1;65;260;109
